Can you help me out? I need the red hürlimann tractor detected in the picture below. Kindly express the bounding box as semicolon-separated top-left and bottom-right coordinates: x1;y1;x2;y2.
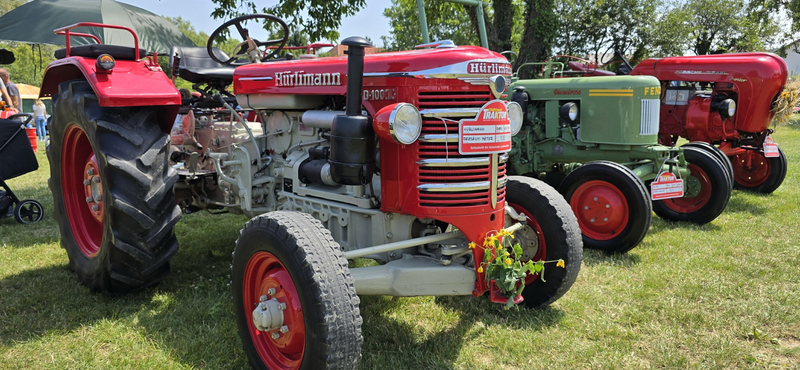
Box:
40;15;582;369
571;52;789;193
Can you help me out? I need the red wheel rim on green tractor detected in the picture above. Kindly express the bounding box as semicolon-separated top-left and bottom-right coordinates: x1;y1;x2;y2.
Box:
509;203;546;285
62;125;104;258
732;150;770;187
660;163;711;213
569;180;629;241
244;252;306;370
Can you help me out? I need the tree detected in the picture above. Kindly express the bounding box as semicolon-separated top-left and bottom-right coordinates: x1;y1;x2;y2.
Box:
381;0;478;51
210;0;366;42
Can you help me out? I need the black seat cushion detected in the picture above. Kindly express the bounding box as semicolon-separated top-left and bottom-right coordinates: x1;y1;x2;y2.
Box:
54;44;147;60
169;46;235;85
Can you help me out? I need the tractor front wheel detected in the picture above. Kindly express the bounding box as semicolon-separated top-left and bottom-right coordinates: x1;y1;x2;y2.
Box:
506;176;582;309
232;211;363;370
48;80;181;294
652;147;731;224
682;142;734;190
732;147;787;194
558;161;651;253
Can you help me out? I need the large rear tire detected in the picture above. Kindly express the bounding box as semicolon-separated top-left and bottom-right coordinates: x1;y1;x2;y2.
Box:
682;141;734;191
232;211;363;370
652;147;731;224
557;161;651;253
506;176;582;309
732;147;787;194
48;80;181;294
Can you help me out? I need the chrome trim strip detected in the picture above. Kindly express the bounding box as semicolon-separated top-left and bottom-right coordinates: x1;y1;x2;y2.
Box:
239;77;274;81
417;157;490;167
418;181;490;192
419;134;459;143
420;108;480;118
499;153;509;164
491;153;498;208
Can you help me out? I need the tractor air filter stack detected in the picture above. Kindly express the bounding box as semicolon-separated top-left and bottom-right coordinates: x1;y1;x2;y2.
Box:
329;36;376;185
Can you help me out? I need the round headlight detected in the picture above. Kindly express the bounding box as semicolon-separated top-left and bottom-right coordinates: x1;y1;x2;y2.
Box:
389;103;422;144
560;102;579;122
95;54;115;71
489;75;507;98
720;99;736;118
507;101;523;136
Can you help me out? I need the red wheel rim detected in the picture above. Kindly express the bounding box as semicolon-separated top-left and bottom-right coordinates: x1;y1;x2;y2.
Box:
661;163;711;212
732;150;770;187
509;203;547;285
569;180;629;241
244;251;305;370
62;125;103;258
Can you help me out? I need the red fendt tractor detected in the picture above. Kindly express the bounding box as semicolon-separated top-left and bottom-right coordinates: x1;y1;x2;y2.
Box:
571;51;789;193
41;16;582;369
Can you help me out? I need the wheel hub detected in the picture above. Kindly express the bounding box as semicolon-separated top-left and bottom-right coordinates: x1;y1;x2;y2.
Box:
83;155;103;222
515;223;539;260
571;180;628;240
252;295;286;333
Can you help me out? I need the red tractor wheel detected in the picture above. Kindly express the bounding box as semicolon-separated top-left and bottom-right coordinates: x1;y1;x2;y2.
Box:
682;142;733;191
48;80;180;294
557;161;651;254
652;147;732;224
732;147;787;194
506;176;582;309
232;211;362;370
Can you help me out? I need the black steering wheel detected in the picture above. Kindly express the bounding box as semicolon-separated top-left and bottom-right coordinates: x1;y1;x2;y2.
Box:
207;14;289;66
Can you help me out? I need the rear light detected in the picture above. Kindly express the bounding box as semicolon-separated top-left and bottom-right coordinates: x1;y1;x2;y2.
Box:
96;54;115;72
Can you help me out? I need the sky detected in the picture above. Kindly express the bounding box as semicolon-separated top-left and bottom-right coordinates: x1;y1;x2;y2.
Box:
118;0;395;47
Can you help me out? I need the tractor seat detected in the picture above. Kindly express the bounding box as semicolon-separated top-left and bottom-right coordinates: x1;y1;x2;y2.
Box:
170;46;236;85
54;44;147;60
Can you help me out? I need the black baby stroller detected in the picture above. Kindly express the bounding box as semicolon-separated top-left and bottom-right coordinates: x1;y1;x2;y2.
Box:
0;113;44;224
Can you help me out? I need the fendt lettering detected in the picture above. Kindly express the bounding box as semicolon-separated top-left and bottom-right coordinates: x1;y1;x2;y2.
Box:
274;70;341;86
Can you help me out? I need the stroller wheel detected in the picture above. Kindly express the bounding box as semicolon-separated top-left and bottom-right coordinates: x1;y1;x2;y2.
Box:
14;199;44;224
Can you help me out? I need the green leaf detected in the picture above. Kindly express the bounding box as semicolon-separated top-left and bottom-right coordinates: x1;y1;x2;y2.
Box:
513;244;523;259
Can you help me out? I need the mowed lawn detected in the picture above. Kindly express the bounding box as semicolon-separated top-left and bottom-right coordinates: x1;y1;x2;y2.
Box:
1;123;799;370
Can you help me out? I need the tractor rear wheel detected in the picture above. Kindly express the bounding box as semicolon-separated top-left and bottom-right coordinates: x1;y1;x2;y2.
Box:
682;142;733;190
558;161;651;253
506;176;582;309
652;147;731;224
732;147;787;194
48;80;181;294
232;211;363;370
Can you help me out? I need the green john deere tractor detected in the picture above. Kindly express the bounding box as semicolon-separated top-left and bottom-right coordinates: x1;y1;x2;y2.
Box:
506;64;733;253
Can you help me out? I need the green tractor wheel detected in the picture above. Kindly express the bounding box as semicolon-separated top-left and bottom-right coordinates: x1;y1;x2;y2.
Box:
652;147;732;224
682;142;733;190
558;161;652;254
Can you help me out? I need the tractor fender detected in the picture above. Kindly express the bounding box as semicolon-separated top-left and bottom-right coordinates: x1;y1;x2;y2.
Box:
39;57;181;134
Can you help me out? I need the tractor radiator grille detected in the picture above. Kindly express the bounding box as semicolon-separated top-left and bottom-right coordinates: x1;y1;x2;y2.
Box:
415;91;507;208
640;99;660;136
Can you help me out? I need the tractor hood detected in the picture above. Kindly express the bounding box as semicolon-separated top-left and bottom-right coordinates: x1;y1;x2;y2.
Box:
233;45;512;96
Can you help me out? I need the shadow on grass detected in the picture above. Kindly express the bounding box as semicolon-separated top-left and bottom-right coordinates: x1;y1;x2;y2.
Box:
723;191;771;215
647;217;722;236
581;248;641;267
359;293;564;369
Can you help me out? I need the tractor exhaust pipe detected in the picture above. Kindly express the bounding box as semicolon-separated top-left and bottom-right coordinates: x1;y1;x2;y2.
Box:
329;36;376;185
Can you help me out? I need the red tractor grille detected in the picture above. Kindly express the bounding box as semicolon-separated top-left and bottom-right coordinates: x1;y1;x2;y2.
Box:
415;91;507;208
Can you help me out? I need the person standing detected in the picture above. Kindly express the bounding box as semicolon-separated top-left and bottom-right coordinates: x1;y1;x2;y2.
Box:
33;99;47;141
0;68;19;110
0;78;12;111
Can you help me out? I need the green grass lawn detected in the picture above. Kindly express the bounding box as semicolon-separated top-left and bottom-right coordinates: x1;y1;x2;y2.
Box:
1;125;799;369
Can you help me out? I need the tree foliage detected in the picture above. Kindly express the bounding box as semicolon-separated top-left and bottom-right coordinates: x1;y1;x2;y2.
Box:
210;0;366;42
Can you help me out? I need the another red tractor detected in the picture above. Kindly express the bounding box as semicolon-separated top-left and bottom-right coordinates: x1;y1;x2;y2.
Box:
571;51;789;193
40;16;582;369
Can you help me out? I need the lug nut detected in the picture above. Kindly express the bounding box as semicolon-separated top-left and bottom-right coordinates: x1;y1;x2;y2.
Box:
86;197;93;203
280;325;289;333
584;206;589;210
271;332;280;340
83;179;91;185
267;288;276;295
86;169;94;176
593;197;598;201
603;218;608;222
278;302;287;310
606;204;610;208
92;176;100;183
260;295;268;302
96;194;102;201
92;205;99;212
590;218;595;223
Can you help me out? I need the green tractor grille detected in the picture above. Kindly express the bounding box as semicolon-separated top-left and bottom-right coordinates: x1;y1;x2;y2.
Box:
641;99;660;136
